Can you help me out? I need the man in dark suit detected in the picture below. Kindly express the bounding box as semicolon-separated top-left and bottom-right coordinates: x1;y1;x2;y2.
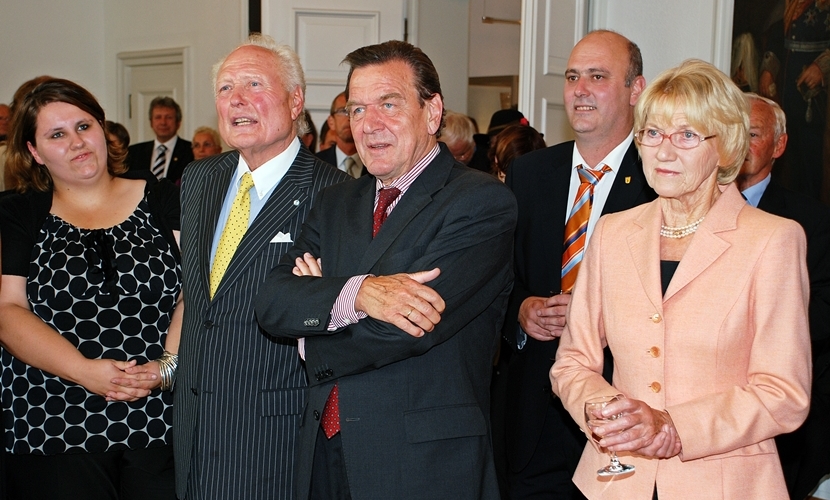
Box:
255;40;516;499
316;91;366;178
173;35;349;500
126;96;194;182
503;30;655;499
738;93;830;500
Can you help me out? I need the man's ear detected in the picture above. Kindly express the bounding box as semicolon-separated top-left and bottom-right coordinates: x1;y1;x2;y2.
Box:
629;75;646;106
290;86;305;122
426;94;443;136
772;132;788;160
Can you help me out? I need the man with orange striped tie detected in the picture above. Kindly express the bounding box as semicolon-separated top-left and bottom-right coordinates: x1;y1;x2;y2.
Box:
501;30;656;499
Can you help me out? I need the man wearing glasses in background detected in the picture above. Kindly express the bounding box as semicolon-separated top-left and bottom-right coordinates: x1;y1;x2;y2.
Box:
316;91;366;178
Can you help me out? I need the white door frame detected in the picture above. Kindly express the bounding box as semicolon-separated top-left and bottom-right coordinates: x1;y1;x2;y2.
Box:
116;47;190;140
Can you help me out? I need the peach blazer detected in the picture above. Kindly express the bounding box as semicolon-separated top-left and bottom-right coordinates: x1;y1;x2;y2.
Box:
551;184;812;500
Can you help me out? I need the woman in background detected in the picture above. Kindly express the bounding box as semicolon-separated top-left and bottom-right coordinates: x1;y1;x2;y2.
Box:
0;78;182;499
488;124;546;182
191;126;223;161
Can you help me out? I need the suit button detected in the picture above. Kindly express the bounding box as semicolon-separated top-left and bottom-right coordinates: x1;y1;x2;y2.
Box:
650;313;662;323
647;346;661;357
203;320;213;329
191;388;199;396
313;410;320;420
649;382;662;393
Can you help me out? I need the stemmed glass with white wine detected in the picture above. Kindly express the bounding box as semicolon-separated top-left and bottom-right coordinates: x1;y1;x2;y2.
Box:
584;395;636;476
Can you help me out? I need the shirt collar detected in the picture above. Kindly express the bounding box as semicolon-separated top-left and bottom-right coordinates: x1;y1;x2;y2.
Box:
335;146;349;168
375;143;440;194
741;173;771;208
234;137;301;200
154;136;178;151
572;133;634;171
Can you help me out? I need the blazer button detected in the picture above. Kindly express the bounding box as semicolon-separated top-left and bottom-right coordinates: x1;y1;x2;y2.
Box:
313;410;320;421
650;313;662;323
203;320;213;329
649;382;662;393
647;346;661;357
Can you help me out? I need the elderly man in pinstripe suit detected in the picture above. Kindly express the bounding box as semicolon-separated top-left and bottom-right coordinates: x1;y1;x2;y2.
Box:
173;34;349;500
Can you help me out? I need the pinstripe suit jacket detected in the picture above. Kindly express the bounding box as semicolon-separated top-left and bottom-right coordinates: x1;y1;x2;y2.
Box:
174;147;349;499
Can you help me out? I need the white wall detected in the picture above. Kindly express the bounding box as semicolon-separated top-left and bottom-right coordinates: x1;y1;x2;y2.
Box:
415;0;470;113
102;0;246;139
468;0;521;78
0;0;107;104
590;0;733;83
0;0;245;141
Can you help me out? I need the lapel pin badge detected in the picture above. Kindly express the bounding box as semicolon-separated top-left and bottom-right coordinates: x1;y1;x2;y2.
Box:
625;176;631;184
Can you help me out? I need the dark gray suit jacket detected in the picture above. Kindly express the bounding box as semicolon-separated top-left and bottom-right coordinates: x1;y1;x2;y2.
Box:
256;145;517;499
174;147;348;499
127;137;194;183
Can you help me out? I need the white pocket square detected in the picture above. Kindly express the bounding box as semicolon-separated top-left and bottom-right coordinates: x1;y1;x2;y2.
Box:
270;231;293;243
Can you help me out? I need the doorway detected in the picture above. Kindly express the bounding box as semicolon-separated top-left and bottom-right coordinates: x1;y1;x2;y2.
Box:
117;48;188;144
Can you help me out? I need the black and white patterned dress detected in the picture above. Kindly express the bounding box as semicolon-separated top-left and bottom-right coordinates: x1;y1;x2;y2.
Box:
1;197;181;455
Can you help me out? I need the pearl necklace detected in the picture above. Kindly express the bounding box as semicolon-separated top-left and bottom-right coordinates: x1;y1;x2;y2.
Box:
660;216;704;239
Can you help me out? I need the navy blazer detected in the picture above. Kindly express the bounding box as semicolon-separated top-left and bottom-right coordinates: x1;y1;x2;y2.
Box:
126;137;194;183
502;140;656;472
256;145;516;499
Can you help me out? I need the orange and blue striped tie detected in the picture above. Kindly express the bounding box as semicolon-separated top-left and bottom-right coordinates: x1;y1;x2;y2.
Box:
561;164;610;293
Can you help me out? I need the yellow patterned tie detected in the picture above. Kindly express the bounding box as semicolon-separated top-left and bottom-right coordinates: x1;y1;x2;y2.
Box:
210;172;255;298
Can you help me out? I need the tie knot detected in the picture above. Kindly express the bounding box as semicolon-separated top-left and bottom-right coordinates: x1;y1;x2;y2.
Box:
577;164;611;185
377;187;401;211
157;144;167;153
239;172;255;193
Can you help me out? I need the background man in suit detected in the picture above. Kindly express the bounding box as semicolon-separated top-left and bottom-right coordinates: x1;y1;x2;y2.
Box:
738;93;830;500
173;34;348;500
502;30;655;499
316;91;365;178
255;40;517;499
126;96;194;182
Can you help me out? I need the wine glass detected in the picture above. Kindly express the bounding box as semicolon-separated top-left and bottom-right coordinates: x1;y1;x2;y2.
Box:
584;395;636;476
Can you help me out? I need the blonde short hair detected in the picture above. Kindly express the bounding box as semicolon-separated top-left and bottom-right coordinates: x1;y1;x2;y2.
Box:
634;59;749;184
193;126;222;148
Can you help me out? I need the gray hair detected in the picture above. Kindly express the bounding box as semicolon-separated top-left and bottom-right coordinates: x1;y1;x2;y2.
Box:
212;33;308;134
745;92;787;140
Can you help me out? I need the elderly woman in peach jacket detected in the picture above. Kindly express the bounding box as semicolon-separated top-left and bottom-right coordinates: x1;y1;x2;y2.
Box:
550;59;811;500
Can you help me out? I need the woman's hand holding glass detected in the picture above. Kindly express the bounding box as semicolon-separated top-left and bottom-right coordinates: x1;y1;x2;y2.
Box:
589;396;682;459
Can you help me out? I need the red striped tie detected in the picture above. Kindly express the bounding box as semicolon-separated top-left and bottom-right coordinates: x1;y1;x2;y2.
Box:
561;165;610;293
